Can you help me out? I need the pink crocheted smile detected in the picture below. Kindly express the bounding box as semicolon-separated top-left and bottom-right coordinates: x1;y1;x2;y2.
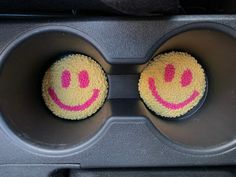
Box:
148;77;199;110
48;69;100;111
48;87;100;111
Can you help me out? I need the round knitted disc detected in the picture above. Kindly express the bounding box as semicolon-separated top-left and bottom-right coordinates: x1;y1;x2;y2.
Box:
42;54;108;120
139;51;206;118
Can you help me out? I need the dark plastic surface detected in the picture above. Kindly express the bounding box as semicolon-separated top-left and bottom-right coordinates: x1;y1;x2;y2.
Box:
0;16;236;176
70;167;236;177
0;0;179;16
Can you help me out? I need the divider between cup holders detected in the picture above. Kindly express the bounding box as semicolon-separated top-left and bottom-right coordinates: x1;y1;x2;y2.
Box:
0;23;236;155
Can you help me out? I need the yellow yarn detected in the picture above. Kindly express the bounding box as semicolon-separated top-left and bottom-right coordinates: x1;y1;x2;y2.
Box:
139;52;206;118
42;54;108;120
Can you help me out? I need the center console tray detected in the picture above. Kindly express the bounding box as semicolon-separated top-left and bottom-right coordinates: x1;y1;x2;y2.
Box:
0;15;235;175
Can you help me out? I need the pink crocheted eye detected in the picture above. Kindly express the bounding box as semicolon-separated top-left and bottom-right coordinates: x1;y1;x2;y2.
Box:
78;70;90;88
164;64;175;82
61;70;71;88
181;69;192;87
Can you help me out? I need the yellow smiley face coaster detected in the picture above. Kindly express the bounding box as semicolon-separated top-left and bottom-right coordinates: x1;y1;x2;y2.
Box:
42;54;108;120
139;51;206;118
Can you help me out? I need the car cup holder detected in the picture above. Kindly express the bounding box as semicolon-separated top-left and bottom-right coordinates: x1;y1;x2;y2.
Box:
140;24;236;153
0;23;236;158
0;27;113;151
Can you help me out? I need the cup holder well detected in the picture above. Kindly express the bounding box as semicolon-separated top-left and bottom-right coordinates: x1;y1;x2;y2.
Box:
0;27;112;150
139;24;236;153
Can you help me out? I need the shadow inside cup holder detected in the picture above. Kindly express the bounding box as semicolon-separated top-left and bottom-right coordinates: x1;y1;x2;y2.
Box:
0;24;236;154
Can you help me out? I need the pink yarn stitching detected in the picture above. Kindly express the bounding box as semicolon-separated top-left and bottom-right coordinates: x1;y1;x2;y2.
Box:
78;70;90;88
148;77;199;110
61;70;71;88
48;87;100;111
164;64;175;82
181;69;193;87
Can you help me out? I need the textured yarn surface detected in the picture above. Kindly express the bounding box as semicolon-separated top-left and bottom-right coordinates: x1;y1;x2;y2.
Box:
42;54;108;120
139;52;206;118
